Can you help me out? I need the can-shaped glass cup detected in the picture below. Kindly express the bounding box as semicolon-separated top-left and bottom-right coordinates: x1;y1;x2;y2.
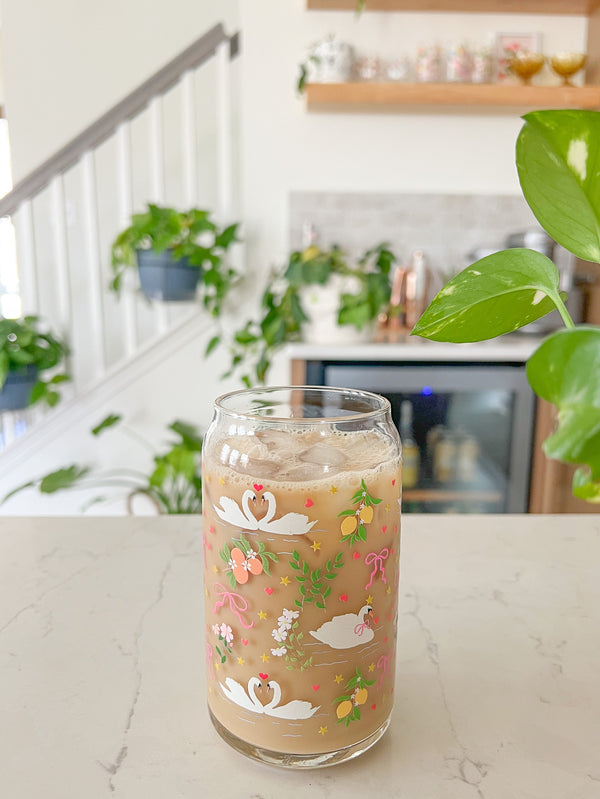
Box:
202;386;402;768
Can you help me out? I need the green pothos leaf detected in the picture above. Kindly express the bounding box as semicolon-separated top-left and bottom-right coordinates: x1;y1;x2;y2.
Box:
413;249;562;342
526;327;600;498
517;110;600;263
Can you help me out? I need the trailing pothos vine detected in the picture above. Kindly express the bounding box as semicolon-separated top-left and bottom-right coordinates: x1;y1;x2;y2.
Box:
207;242;396;387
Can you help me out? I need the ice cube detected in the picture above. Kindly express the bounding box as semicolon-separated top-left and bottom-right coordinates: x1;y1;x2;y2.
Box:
256;429;299;451
298;441;347;467
282;462;340;481
232;455;280;480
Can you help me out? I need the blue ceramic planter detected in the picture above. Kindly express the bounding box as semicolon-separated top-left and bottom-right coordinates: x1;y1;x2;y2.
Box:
136;249;202;302
0;365;38;411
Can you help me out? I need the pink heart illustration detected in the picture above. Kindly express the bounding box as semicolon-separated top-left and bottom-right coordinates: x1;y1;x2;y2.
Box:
209;525;215;534
382;525;387;533
304;498;314;508
374;616;380;624
353;551;360;560
264;587;273;595
371;703;377;710
253;483;263;492
242;639;248;646
312;684;320;691
340;593;348;602
392;479;396;486
259;672;268;681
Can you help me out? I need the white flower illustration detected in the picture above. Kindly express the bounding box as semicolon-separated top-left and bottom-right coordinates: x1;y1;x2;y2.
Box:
211;624;220;636
272;627;287;643
271;646;287;657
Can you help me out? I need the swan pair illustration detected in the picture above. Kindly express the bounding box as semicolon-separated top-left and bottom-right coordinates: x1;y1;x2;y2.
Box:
214;489;317;536
309;605;375;649
220;676;320;719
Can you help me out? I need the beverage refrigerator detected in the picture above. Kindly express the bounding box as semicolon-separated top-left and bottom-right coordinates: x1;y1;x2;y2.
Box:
304;360;536;513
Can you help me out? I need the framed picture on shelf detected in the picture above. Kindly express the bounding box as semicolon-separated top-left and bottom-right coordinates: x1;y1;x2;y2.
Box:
495;32;542;84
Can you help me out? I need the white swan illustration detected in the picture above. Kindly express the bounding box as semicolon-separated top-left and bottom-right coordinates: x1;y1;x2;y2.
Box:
214;490;259;530
258;491;317;536
309;605;374;649
220;676;263;713
219;676;320;720
214;490;316;536
263;680;320;719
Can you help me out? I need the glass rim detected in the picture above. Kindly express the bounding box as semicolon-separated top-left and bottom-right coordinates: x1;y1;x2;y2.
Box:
214;385;391;425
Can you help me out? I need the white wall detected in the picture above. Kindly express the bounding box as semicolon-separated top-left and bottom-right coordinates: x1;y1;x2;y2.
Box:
238;1;586;276
0;0;240;181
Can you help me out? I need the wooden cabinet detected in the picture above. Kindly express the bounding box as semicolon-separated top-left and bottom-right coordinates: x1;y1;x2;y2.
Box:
305;0;600;112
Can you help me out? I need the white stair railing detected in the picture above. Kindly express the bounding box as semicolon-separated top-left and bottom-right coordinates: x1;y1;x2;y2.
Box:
0;24;239;447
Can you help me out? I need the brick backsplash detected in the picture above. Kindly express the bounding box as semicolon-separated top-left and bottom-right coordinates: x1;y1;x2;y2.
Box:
290;191;540;283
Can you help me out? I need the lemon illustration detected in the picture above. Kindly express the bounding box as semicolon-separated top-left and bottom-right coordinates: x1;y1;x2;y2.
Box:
354;688;368;706
336;700;353;719
341;515;358;535
359;505;373;524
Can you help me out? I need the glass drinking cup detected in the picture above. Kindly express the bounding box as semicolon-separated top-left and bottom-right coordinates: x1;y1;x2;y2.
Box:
202;386;402;767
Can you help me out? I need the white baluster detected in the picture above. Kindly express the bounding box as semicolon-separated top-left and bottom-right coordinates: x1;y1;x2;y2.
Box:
81;151;107;376
50;176;72;341
181;70;198;207
14;201;39;315
216;39;233;221
148;96;168;334
116;121;138;357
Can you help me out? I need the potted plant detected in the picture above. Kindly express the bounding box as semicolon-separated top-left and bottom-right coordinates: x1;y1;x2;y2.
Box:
3;414;204;514
0;315;69;411
414;109;600;502
212;242;396;386
110;203;241;309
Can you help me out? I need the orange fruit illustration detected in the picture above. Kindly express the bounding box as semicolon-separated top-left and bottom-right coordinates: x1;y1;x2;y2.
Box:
247;555;263;575
231;547;248;584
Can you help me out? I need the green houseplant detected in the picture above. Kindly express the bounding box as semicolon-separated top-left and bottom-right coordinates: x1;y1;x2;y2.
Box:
414;109;600;502
3;414;203;513
0;315;69;410
110;203;241;309
212;242;396;386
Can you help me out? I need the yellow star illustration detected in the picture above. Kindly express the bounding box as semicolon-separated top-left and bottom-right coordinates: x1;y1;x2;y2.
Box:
311;540;321;552
261;653;270;663
215;662;220;671
237;657;245;666
318;726;328;736
258;610;267;620
206;474;211;483
329;485;338;495
385;503;390;512
368;662;375;672
366;594;373;605
280;575;290;586
334;674;343;684
212;565;219;573
218;477;225;485
386;585;392;595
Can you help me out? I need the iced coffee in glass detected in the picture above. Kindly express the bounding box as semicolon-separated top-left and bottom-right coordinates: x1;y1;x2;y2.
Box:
202;387;401;767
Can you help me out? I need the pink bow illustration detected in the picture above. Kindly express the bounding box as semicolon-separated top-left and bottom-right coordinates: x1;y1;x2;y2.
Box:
212;583;254;629
376;653;391;690
364;548;389;590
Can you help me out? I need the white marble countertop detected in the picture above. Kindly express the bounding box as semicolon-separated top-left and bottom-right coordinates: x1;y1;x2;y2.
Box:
1;514;599;798
286;335;545;363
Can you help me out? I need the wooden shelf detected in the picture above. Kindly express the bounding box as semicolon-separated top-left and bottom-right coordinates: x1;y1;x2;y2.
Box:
305;82;600;111
307;0;599;14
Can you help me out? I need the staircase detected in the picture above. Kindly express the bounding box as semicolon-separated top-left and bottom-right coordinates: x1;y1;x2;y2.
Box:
0;23;240;451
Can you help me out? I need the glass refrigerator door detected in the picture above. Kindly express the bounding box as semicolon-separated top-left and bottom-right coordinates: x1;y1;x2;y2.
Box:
312;363;536;514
